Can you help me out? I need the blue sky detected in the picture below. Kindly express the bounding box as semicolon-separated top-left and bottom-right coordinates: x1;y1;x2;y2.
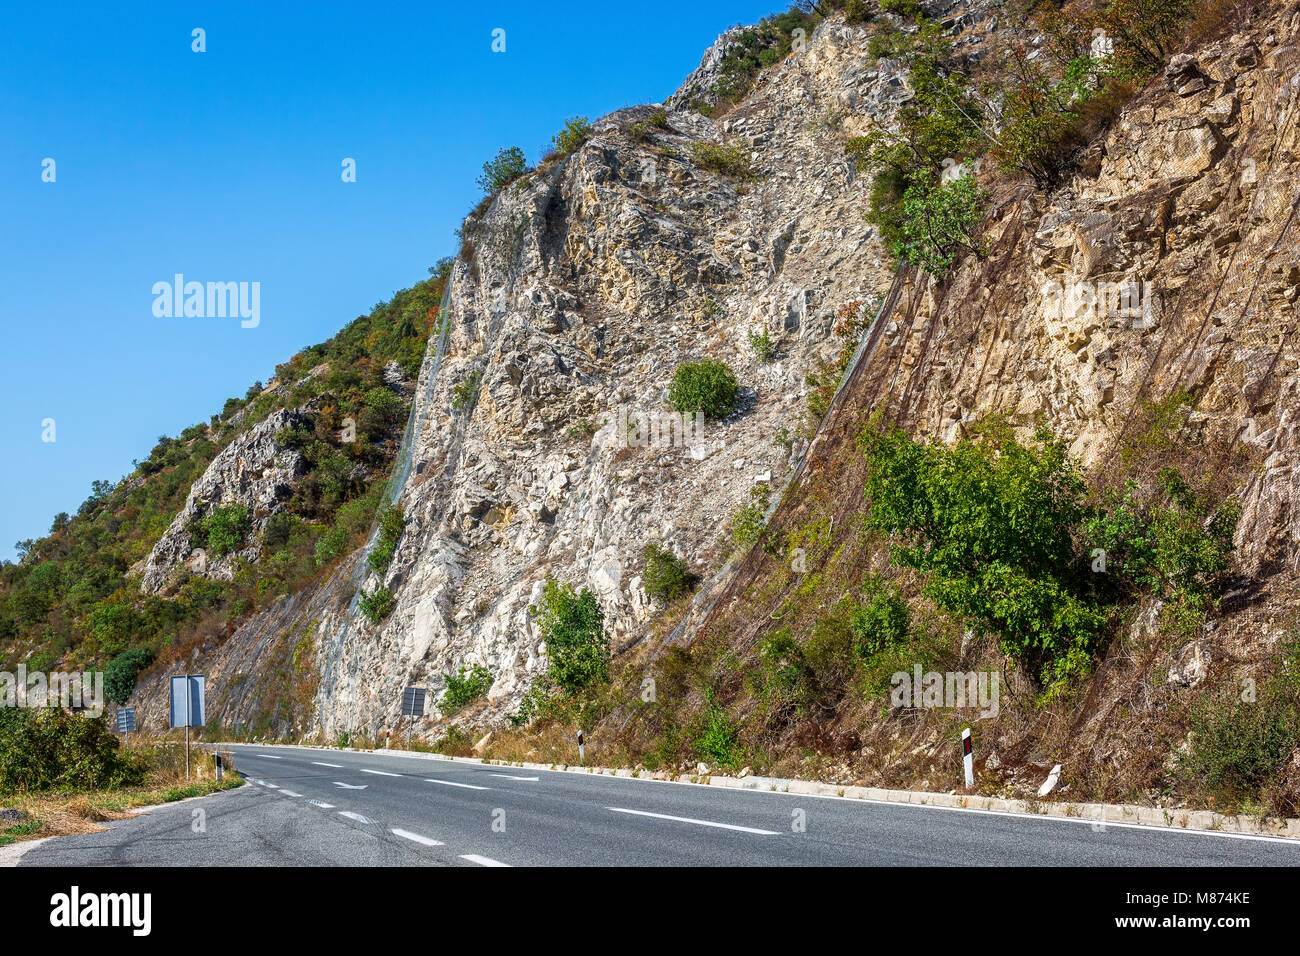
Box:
0;0;783;561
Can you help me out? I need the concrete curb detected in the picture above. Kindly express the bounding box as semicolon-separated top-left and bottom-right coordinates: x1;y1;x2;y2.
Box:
216;741;1300;840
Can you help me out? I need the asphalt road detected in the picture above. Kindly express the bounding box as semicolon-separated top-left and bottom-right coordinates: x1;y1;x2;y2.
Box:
19;744;1300;866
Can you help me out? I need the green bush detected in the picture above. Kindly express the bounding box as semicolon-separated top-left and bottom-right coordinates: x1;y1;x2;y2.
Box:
193;504;251;558
747;327;776;363
1086;467;1238;633
104;647;154;705
451;370;481;410
895;175;986;278
689;140;755;180
478;146;527;194
693;697;743;769
440;664;494;715
668;359;739;419
0;709;143;793
366;504;406;576
1178;658;1300;811
551;116;592;156
643;543;693;601
850;577;910;657
534;577;608;695
730;485;770;550
358;586;395;625
861;420;1105;691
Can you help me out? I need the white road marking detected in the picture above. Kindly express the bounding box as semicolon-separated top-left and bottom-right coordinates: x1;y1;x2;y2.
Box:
279;790;303;797
256;754;283;759
360;768;401;777
339;811;375;825
607;806;779;835
424;778;490;791
333;782;368;789
460;854;509;867
255;780;279;789
309;800;335;809
491;774;540;781
311;761;343;768
391;828;444;847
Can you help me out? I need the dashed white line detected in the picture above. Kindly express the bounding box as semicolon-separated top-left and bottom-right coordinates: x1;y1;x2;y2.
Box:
491;774;540;781
460;854;509;867
309;800;335;809
607;806;779;835
256;754;283;759
424;778;490;791
391;828;444;847
338;811;375;825
279;789;303;797
311;761;343;768
360;768;402;777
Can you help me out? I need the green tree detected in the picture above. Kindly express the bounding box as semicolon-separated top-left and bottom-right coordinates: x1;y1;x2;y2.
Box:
895;175;986;278
535;578;608;694
104;647;155;705
477;146;527;193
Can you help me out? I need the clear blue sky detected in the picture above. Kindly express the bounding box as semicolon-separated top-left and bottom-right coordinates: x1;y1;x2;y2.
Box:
0;0;782;561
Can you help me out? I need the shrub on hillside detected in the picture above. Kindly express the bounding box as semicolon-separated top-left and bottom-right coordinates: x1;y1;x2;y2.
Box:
689;140;756;179
668;359;739;419
358;586;394;625
551;117;592;156
643;543;694;601
440;664;494;715
0;709;143;792
477;146;527;194
192;504;251;558
534;577;608;695
104;647;155;706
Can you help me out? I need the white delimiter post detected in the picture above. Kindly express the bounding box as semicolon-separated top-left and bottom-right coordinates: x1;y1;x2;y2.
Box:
962;728;974;790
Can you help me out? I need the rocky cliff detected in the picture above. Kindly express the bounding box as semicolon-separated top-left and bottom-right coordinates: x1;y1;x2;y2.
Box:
134;0;1300;800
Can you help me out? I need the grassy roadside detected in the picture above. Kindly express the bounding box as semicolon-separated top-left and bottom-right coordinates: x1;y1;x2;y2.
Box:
0;738;243;847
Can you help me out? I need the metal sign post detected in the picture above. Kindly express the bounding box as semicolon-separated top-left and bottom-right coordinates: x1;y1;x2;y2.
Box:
400;687;426;749
169;675;206;780
115;707;136;748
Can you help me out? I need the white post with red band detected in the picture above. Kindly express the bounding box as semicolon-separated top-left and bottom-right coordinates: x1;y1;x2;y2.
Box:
962;727;974;790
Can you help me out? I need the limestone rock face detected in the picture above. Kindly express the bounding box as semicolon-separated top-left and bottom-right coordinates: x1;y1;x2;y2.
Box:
133;3;1300;751
138;409;307;595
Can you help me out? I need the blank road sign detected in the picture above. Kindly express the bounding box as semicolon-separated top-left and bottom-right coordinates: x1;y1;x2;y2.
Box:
400;687;426;717
169;675;206;728
116;708;136;733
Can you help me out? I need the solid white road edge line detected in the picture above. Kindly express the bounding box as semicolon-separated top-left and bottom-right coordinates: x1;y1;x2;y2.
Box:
607;806;779;835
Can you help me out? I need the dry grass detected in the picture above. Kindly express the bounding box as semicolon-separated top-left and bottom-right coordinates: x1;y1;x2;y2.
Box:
0;735;243;847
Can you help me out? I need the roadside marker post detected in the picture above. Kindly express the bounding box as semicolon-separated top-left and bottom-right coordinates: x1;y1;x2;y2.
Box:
962;727;974;790
577;729;585;765
115;707;136;748
400;687;426;749
169;675;206;780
